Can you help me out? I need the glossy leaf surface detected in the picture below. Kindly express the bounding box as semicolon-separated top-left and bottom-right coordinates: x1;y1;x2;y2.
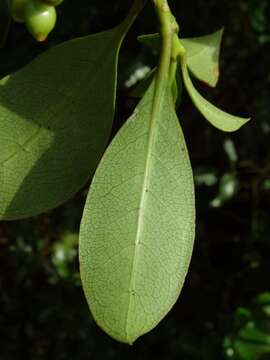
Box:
0;22;131;219
80;81;195;344
181;61;250;132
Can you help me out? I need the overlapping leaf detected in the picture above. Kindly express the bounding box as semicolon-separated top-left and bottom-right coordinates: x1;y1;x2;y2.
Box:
0;17;135;219
80;81;195;344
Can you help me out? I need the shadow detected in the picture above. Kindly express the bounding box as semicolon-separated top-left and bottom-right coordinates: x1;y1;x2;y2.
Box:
0;32;118;219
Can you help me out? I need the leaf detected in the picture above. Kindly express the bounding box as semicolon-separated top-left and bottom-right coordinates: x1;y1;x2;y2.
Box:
132;66;182;109
79;81;195;344
231;324;270;360
137;33;161;52
0;13;137;220
181;29;224;87
138;29;224;87
181;61;250;132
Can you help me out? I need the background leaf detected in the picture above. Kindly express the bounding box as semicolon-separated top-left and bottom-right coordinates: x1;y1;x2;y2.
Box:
0;21;132;220
224;293;270;360
181;61;250;132
80;81;195;344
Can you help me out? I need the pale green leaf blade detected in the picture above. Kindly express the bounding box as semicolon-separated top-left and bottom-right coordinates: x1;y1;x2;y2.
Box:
138;30;223;87
181;28;224;87
132;66;183;109
0;21;133;220
79;82;195;344
181;61;250;132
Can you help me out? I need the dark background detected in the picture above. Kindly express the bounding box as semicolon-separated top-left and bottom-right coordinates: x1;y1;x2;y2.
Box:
0;0;270;359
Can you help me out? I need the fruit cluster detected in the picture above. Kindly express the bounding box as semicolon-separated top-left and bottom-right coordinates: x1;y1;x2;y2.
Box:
10;0;63;41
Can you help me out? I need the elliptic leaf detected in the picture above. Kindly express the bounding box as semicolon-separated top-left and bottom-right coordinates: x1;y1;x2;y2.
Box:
0;17;135;220
138;29;224;87
181;61;250;132
80;81;195;344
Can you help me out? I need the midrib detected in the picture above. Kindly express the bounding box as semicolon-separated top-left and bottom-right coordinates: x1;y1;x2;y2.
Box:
125;85;165;339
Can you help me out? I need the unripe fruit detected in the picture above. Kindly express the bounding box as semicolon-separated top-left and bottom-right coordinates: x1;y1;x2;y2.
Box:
24;0;57;42
10;0;28;23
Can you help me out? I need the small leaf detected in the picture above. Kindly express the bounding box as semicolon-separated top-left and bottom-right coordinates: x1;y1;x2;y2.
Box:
180;29;224;87
0;14;137;219
79;81;195;344
181;60;250;132
138;29;224;87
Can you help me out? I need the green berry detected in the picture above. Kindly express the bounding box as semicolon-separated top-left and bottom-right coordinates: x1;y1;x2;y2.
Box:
24;0;57;42
10;0;28;23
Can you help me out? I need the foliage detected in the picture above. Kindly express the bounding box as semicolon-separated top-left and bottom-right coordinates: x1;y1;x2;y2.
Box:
224;293;270;360
0;0;270;358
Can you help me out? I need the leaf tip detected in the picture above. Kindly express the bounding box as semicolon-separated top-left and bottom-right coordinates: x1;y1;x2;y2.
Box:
222;116;251;132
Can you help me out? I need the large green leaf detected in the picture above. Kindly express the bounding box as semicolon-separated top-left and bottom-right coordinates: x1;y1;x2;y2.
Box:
181;60;250;132
0;9;138;220
79;81;195;344
138;29;224;87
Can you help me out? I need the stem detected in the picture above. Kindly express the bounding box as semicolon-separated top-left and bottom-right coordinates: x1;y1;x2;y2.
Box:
151;0;175;111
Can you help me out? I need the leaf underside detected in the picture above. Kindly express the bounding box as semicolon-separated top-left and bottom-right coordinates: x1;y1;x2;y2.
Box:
181;28;224;87
138;29;224;87
79;81;195;344
0;24;128;220
181;61;250;132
